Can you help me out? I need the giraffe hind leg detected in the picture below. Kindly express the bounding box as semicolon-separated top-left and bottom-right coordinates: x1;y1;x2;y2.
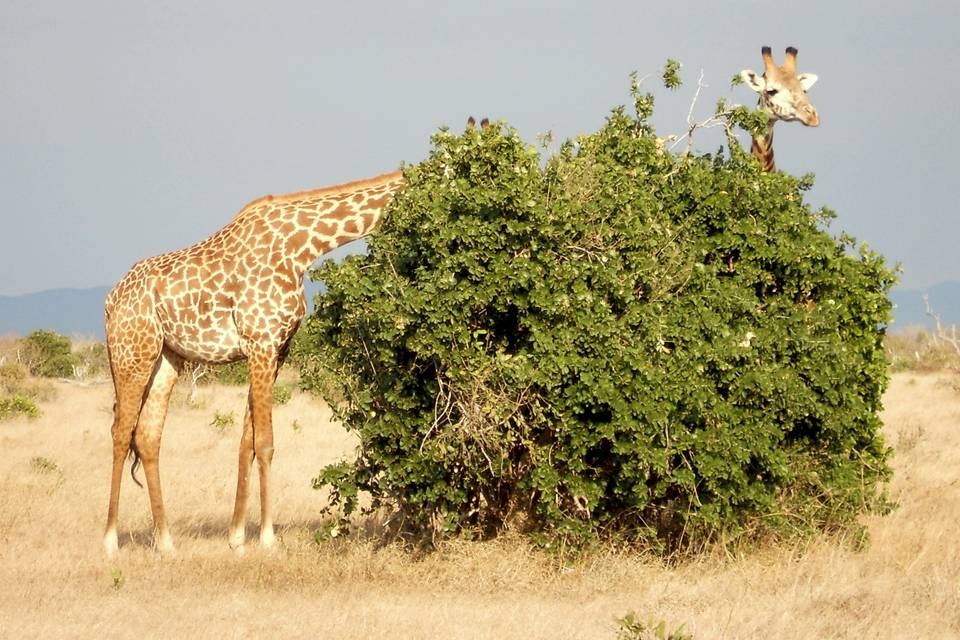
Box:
103;319;163;557
103;353;160;557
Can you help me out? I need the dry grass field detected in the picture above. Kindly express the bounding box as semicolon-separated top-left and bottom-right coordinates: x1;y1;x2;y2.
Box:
1;372;958;639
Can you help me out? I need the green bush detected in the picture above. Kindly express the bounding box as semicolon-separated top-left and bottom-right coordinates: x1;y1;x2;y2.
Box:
0;395;41;421
289;326;339;396
74;341;109;378
209;410;235;432
212;361;249;385
273;384;293;405
615;612;693;640
19;330;79;378
301;79;895;550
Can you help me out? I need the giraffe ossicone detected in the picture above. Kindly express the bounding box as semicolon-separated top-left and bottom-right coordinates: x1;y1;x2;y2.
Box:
739;46;820;172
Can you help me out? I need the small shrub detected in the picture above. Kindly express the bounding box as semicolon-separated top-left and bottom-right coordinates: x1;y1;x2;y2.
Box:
209;411;236;432
273;385;293;406
0;395;41;420
110;568;125;592
292;419;304;433
30;456;61;475
615;612;693;640
312;519;344;544
213;361;249;385
19;330;80;378
74;341;109;379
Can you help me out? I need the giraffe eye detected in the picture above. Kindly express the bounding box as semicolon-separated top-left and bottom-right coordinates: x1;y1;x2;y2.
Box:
766;88;779;96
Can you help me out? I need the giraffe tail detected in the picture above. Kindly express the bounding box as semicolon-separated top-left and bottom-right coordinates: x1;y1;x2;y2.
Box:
128;440;144;488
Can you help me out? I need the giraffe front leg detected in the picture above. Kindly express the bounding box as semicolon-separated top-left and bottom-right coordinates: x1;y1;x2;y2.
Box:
248;355;278;549
228;395;254;553
228;348;280;551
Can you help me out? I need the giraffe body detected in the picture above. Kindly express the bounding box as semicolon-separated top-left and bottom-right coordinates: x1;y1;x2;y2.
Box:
739;46;820;172
103;170;404;556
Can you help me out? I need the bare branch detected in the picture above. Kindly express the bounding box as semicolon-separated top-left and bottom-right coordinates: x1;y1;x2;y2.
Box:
683;69;707;152
923;294;960;355
662;68;748;154
188;362;208;405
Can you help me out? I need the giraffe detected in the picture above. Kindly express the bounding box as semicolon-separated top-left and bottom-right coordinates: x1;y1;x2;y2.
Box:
739;46;820;172
102;168;406;556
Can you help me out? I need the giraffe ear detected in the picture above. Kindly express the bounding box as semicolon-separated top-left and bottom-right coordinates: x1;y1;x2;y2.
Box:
739;69;765;93
798;73;818;91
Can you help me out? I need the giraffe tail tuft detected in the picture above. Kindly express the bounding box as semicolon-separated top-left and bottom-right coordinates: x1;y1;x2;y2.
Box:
128;441;144;489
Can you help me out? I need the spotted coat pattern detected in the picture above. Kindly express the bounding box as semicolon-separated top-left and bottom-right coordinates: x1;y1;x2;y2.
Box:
102;170;405;556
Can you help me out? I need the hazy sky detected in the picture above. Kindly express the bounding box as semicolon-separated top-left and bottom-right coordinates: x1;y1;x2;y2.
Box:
2;1;956;296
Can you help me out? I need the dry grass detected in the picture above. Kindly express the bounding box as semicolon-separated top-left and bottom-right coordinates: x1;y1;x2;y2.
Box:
0;334;23;367
1;373;958;639
886;328;960;372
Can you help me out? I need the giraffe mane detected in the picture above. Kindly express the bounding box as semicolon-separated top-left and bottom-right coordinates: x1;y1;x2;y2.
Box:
235;170;404;218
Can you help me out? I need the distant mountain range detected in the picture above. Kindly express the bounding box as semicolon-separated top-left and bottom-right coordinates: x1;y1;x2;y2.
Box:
0;286;112;338
0;281;955;339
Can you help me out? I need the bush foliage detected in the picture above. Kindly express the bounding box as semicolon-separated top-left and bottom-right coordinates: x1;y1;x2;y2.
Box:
0;395;41;421
19;330;79;378
301;80;895;549
74;341;109;378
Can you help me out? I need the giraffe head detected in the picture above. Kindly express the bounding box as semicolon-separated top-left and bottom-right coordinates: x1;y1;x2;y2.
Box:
740;46;819;127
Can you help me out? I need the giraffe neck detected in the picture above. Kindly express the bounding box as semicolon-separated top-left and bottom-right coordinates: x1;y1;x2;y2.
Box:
750;119;776;173
226;170;405;280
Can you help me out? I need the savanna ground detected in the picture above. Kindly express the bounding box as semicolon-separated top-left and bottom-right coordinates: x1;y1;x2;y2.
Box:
1;363;959;638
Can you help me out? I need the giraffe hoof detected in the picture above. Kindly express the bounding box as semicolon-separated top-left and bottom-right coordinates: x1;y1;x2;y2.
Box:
231;543;247;557
229;530;246;552
259;531;277;549
103;532;119;558
155;537;176;557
